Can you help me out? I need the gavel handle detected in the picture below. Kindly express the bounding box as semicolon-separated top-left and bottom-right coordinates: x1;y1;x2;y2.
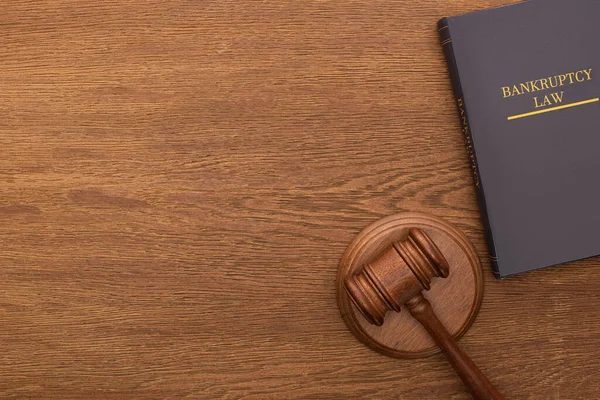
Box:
406;294;504;400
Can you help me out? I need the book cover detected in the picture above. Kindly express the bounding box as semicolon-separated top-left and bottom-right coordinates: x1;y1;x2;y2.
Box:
439;0;600;278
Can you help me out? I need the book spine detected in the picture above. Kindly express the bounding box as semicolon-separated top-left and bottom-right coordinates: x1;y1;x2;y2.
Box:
438;18;502;279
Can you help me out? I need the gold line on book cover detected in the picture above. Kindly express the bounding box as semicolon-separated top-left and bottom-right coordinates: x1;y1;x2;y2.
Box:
507;97;599;121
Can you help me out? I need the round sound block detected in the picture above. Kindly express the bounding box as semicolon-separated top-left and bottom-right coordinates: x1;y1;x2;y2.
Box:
337;212;484;359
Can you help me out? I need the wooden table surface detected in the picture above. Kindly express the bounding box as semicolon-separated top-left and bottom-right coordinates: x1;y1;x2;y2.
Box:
2;1;599;398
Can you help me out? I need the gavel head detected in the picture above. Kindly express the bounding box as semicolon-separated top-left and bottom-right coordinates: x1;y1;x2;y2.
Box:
344;228;450;326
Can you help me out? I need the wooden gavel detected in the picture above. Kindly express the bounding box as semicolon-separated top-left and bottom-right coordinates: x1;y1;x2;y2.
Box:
344;228;504;400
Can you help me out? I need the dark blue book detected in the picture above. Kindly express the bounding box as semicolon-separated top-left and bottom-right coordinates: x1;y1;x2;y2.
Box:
439;0;600;278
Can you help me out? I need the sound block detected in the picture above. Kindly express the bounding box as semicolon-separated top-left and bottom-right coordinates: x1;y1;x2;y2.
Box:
337;212;484;359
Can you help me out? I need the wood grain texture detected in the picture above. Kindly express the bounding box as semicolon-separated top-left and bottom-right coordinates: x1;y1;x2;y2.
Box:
0;0;598;399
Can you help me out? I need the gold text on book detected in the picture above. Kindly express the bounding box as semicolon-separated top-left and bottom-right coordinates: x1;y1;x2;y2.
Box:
502;68;596;120
457;98;480;188
501;69;592;99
